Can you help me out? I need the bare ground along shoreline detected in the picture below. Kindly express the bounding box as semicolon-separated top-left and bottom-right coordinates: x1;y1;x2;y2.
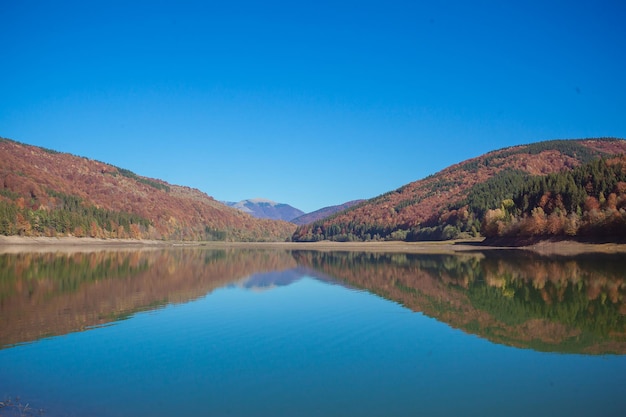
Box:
1;235;626;256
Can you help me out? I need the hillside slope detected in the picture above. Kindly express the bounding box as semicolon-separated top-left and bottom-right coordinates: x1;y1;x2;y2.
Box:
292;138;626;242
0;138;296;241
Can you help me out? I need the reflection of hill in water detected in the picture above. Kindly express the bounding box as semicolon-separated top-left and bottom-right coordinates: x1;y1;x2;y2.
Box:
2;248;625;354
235;267;344;292
0;249;298;348
292;251;626;354
237;269;304;291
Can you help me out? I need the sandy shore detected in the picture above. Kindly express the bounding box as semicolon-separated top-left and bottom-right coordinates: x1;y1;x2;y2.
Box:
0;236;177;254
207;239;626;256
2;235;626;255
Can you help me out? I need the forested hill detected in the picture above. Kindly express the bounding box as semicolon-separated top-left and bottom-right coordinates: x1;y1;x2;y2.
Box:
481;155;626;241
292;138;626;242
0;138;296;241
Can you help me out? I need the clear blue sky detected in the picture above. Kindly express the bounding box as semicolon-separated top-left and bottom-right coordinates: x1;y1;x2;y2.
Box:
2;1;625;213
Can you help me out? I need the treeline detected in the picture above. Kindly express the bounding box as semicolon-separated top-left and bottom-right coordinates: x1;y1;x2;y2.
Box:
0;191;153;238
0;189;261;241
114;167;171;192
0;195;237;241
461;139;604;173
0;189;286;241
291;217;396;242
406;169;531;241
481;156;626;239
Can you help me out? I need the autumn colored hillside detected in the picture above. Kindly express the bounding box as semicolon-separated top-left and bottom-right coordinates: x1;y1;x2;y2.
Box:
0;138;296;241
292;138;626;242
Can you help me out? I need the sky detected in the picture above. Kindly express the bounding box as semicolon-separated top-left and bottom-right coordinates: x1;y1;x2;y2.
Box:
1;0;625;213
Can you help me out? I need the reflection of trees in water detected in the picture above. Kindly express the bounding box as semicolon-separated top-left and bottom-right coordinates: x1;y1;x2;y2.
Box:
0;249;297;348
292;250;626;354
469;254;625;336
2;248;625;354
0;251;151;299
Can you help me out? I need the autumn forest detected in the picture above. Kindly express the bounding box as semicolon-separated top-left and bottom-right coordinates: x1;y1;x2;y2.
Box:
2;136;626;243
292;138;626;243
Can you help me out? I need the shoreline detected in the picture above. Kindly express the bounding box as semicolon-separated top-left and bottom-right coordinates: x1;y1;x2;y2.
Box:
2;235;626;255
0;236;176;254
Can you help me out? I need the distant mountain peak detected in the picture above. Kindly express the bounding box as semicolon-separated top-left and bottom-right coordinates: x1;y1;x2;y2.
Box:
224;199;305;222
247;198;278;205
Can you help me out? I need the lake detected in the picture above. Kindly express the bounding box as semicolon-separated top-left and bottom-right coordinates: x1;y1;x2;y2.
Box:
1;247;625;416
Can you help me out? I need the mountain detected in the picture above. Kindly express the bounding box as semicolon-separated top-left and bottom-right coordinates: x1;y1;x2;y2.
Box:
292;138;626;242
224;198;305;221
225;198;367;225
291;200;365;225
0;137;296;241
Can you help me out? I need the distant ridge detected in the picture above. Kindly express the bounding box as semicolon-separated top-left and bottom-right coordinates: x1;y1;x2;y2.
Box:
224;199;305;222
291;200;365;225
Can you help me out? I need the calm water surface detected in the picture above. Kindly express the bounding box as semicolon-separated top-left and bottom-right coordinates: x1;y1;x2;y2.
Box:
1;248;625;416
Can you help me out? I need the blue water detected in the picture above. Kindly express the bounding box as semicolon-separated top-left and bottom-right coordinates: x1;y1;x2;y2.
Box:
2;275;624;417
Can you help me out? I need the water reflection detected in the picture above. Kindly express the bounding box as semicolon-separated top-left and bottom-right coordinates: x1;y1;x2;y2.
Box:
1;248;625;354
293;250;626;354
0;249;297;347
